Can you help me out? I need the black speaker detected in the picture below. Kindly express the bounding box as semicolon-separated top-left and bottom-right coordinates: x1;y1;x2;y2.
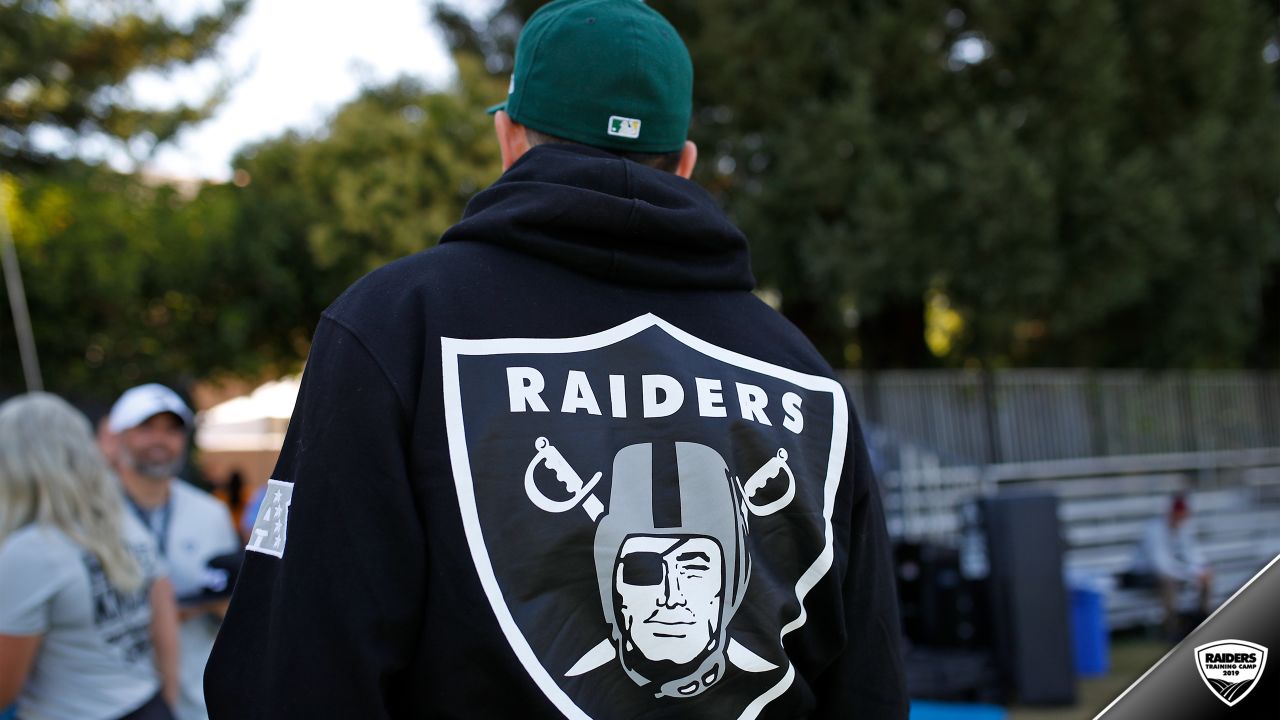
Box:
895;542;988;648
981;493;1076;705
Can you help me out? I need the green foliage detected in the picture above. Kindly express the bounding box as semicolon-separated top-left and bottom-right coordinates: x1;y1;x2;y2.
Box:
444;0;1280;369
220;52;504;339
5;0;1278;406
0;0;248;167
2;165;228;395
233;55;503;282
0;54;505;401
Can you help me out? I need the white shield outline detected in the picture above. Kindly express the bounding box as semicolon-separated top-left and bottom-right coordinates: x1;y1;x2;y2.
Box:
440;313;849;719
1194;639;1268;707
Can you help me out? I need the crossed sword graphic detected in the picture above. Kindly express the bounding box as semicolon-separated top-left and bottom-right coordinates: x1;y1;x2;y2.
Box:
524;437;796;522
522;436;797;678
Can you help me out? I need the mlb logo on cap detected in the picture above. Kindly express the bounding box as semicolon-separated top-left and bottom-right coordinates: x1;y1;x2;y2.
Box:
607;116;641;139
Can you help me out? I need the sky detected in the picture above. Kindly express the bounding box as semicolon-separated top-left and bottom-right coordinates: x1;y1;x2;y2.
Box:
130;0;493;181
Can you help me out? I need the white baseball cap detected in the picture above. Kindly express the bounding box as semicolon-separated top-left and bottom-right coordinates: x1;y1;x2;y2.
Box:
107;383;194;433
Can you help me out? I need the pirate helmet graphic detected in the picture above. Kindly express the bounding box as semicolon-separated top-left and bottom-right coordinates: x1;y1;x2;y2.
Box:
525;436;797;699
592;442;751;698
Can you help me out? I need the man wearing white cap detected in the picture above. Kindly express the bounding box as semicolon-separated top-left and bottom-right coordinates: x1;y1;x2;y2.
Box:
107;384;240;720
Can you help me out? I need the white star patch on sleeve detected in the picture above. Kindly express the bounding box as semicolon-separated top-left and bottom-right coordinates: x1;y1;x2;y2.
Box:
246;479;294;559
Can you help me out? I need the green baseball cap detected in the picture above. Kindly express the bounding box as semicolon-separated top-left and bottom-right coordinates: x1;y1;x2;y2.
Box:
487;0;693;154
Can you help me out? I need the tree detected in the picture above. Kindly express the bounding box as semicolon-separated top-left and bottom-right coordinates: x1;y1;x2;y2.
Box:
0;0;247;399
1;163;221;396
212;52;506;366
440;0;1280;369
231;54;504;286
0;0;248;169
0;53;507;401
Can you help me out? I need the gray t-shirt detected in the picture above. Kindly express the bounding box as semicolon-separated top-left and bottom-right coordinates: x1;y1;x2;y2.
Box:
0;516;164;720
138;481;239;720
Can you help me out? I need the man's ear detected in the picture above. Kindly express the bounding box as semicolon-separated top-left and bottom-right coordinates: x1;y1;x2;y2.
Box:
494;111;531;171
97;417;119;466
675;140;697;179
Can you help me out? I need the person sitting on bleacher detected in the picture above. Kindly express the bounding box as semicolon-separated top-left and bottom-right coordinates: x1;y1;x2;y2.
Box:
1126;493;1213;640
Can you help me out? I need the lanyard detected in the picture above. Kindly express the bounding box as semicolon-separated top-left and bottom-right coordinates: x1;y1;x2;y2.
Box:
126;493;173;557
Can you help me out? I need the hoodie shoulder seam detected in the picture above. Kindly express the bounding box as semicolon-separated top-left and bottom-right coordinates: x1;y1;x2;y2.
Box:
318;311;412;421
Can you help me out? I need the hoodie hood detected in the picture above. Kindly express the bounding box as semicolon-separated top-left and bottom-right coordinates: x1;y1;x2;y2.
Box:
439;144;755;291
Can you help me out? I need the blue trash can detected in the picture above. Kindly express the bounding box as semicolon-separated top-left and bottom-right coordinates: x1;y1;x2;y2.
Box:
1;704;15;720
1070;586;1109;676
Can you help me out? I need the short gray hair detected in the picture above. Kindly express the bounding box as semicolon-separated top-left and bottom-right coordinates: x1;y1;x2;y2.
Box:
524;128;684;173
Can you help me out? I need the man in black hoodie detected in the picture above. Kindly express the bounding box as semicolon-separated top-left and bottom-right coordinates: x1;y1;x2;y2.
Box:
205;0;908;717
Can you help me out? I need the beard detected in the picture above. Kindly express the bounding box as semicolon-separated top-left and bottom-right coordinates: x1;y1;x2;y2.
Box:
118;443;184;480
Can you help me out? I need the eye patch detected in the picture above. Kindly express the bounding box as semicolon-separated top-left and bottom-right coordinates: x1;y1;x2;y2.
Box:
620;552;665;586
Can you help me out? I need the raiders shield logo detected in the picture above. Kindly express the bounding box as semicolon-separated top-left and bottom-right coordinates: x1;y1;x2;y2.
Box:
1194;640;1268;707
441;314;849;718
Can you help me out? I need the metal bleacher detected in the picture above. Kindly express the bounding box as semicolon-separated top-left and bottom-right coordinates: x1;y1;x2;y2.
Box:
991;450;1280;629
884;448;1280;631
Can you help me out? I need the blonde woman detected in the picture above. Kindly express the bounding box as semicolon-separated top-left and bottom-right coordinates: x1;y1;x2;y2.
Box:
0;393;179;720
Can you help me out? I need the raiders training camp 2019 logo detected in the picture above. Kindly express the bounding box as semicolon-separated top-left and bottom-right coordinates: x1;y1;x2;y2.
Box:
1194;640;1268;707
442;315;849;719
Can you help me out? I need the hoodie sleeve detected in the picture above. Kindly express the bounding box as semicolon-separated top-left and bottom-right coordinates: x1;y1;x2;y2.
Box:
204;316;424;720
812;411;909;719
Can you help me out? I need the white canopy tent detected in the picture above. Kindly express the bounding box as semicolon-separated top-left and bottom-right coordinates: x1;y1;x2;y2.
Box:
195;375;300;453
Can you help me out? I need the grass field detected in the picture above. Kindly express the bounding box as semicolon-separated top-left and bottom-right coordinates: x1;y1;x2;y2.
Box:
1007;638;1170;720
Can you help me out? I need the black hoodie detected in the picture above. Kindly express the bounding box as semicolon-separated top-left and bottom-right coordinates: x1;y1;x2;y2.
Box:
205;144;907;719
